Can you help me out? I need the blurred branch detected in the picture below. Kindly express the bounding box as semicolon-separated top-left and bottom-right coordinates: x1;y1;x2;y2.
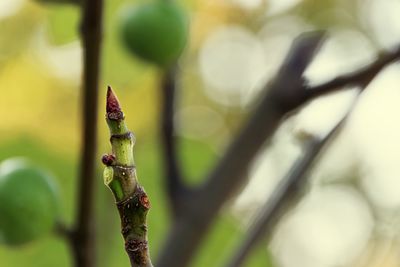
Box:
225;97;360;267
154;26;400;266
156;32;400;267
304;44;400;100
55;221;74;241
224;42;400;264
160;66;188;217
71;0;104;266
156;31;327;267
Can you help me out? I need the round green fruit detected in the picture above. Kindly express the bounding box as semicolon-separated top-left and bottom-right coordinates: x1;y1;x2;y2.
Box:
0;158;60;246
120;1;189;66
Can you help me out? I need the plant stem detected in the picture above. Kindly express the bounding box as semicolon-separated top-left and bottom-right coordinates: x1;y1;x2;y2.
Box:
102;86;153;267
156;30;326;267
225;97;359;267
72;0;104;266
156;31;400;267
304;43;400;99
160;66;188;217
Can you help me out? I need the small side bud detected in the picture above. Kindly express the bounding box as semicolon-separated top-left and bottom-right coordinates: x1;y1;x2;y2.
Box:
101;154;116;166
140;194;151;210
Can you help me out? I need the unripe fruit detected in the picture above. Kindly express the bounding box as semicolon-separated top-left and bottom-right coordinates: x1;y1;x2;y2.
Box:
120;1;188;66
0;158;60;246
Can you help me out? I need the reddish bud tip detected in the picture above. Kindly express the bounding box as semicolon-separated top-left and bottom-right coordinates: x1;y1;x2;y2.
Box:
106;86;124;120
106;86;122;114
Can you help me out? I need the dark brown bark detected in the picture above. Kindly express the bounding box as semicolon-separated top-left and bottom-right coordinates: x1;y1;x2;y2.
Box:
72;0;104;266
160;66;189;217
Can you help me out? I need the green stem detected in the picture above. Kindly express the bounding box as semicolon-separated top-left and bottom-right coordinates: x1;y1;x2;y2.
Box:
102;86;153;267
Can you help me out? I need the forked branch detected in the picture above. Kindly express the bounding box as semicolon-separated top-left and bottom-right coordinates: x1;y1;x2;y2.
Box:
226;96;361;267
157;31;400;267
225;49;395;264
156;31;327;267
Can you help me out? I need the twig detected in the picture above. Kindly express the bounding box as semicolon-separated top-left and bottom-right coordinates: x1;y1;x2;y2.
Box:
225;97;359;267
102;87;153;267
156;31;327;267
156;32;400;267
55;221;73;240
160;66;187;217
72;0;104;266
226;50;395;265
304;44;400;100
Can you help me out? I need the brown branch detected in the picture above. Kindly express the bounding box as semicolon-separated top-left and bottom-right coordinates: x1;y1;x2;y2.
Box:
224;44;400;264
71;0;104;266
225;97;359;267
156;30;400;267
160;66;188;217
156;31;400;267
156;31;327;267
304;44;400;100
55;221;74;241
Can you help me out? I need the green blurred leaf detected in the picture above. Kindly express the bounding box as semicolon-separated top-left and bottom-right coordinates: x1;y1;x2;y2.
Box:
178;137;219;185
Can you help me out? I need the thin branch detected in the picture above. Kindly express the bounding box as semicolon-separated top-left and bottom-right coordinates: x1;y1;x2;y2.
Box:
55;221;73;241
102;87;153;267
160;66;187;216
226;48;397;265
156;31;327;267
72;0;104;266
156;30;400;266
225;97;359;267
156;32;400;267
304;44;400;100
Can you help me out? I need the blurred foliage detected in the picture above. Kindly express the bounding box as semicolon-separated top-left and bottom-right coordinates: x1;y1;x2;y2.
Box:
46;5;79;45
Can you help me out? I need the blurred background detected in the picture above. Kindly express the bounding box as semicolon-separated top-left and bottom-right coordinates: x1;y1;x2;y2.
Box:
1;0;400;266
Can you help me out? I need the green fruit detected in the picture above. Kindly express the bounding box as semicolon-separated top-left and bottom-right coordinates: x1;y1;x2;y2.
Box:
0;158;60;246
120;1;189;66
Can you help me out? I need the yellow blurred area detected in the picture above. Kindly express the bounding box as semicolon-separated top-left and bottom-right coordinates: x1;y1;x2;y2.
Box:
0;54;160;156
0;55;79;152
354;240;400;267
